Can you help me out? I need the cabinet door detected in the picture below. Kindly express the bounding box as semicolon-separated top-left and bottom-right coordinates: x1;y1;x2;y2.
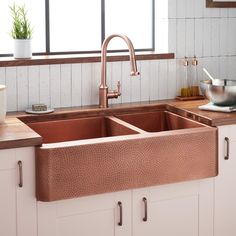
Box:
133;179;214;236
0;147;37;236
37;190;132;236
0;149;17;236
16;147;37;236
215;125;236;236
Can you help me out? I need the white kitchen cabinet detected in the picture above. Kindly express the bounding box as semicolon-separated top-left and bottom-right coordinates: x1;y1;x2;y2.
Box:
0;147;37;236
37;190;132;236
37;178;214;236
214;125;236;236
133;179;214;236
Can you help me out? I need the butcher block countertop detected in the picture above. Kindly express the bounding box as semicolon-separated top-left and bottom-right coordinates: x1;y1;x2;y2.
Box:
0;99;235;149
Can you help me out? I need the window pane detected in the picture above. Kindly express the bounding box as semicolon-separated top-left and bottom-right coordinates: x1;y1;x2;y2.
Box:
105;0;153;50
50;0;101;52
0;0;45;54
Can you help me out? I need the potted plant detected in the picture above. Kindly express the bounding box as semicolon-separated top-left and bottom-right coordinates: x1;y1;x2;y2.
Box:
10;3;33;59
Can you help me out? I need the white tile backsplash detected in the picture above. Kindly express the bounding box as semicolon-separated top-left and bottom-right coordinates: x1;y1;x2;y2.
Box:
17;66;28;111
6;67;17;112
1;0;236;112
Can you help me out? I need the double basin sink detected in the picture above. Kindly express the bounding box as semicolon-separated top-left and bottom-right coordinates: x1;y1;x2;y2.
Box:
22;105;217;202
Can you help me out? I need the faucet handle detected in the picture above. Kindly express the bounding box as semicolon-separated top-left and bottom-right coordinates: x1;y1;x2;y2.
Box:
117;81;121;96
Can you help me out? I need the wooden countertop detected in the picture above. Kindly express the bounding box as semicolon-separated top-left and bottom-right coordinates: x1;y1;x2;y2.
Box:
168;99;236;126
1;99;236;149
0;117;42;149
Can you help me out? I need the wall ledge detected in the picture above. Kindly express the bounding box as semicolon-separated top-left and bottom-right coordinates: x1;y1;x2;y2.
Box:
0;52;174;67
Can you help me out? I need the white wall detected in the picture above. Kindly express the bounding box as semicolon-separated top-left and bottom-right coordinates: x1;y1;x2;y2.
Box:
1;0;236;112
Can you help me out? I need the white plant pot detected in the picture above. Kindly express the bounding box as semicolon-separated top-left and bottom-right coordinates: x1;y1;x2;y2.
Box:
0;85;6;123
14;39;32;59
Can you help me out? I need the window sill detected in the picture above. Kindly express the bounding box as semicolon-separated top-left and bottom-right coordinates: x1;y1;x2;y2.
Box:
0;52;174;67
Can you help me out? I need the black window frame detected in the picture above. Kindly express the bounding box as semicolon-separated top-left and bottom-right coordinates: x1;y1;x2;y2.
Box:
1;0;155;57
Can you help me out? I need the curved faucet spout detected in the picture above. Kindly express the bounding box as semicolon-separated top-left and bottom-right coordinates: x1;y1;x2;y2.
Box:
99;34;140;108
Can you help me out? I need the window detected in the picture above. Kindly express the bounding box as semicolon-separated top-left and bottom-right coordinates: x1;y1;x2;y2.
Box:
0;0;154;56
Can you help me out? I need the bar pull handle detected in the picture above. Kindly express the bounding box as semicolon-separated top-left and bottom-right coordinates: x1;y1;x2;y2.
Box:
225;137;229;160
18;161;23;188
143;197;148;222
118;201;123;226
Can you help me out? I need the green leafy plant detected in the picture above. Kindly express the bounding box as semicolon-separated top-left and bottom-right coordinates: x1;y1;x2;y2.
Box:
10;3;33;39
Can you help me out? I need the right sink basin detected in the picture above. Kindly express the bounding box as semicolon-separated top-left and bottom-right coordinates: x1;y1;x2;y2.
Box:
116;110;203;132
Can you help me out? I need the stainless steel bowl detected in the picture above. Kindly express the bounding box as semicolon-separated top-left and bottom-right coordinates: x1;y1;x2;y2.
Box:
200;79;236;106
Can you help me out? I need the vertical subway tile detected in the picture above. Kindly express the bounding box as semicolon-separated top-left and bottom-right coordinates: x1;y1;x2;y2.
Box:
219;57;229;79
228;18;236;56
168;18;177;54
220;9;228;18
50;64;61;108
121;61;131;103
211;18;220;57
194;0;204;18
195;19;203;57
211;57;220;78
167;59;177;99
131;61;141;102
149;60;159;101
228;56;236;79
140;60;150;102
81;63;92;106
176;19;186;58
91;63;100;105
60;64;72;107
186;0;195;18
158;60;168;100
6;67;17;112
203;18;212;57
176;0;186;19
17;66;28;111
71;63;82;107
155;18;168;53
39;65;50;106
0;68;6;85
186;19;194;58
228;8;236;17
176;59;186;96
201;57;218;80
220;18;228;56
28;66;40;106
196;58;204;84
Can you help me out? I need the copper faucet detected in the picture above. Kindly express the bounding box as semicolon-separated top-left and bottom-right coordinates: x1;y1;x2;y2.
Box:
99;34;140;108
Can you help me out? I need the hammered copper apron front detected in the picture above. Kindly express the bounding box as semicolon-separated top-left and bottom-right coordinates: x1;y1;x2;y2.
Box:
36;126;217;202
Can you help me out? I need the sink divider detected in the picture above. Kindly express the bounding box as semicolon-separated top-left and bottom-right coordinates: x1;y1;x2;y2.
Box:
106;116;147;134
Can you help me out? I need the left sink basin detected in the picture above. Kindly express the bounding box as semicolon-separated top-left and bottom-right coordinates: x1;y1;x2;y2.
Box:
28;116;139;143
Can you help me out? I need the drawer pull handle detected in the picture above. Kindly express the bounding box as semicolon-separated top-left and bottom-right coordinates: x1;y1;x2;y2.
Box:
18;161;23;188
225;137;229;160
118;201;123;226
143;197;148;222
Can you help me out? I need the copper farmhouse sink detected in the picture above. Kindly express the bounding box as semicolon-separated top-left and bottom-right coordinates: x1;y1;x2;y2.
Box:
25;107;218;202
